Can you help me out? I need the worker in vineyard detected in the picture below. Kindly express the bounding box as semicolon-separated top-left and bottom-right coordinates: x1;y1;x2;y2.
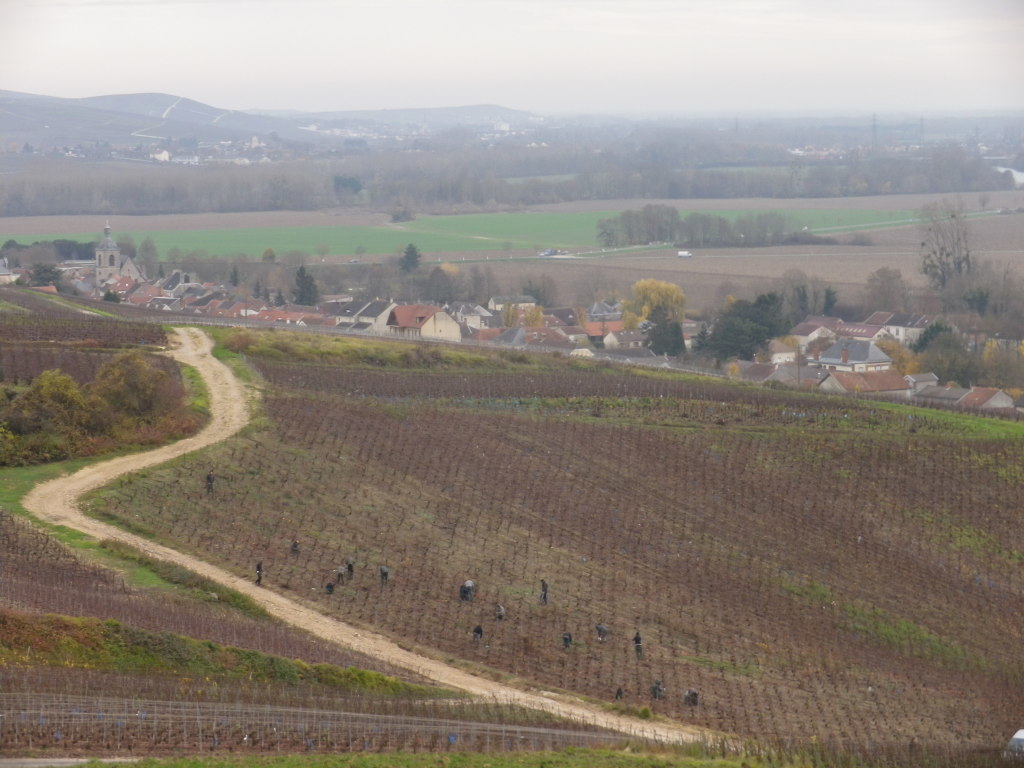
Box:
595;623;609;642
633;631;643;659
684;688;700;706
562;630;572;649
614;686;624;700
472;624;483;643
324;581;334;595
459;579;476;602
651;680;664;700
379;564;390;586
539;579;549;605
205;470;215;494
290;539;300;555
495;603;506;621
255;561;263;586
345;557;355;581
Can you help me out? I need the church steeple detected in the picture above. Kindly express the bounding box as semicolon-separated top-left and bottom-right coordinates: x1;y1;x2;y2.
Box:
95;221;122;285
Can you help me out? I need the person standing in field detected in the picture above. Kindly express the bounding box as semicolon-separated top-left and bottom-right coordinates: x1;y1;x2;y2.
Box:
379;564;390;586
539;579;549;605
633;631;643;659
205;470;215;495
255;561;263;586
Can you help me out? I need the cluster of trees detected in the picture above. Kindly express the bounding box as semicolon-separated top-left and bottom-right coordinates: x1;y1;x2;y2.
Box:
597;204;828;248
0;351;199;465
0;139;1012;217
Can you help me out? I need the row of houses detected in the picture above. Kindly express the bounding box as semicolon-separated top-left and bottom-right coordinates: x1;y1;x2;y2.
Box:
732;361;1014;410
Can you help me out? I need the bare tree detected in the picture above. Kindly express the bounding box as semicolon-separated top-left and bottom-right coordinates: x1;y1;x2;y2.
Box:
919;199;971;292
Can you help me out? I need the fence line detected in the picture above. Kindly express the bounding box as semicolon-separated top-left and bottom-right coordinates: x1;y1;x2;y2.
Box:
0;693;651;754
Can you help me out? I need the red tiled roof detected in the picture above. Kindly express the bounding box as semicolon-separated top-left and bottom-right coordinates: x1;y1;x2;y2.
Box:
390;304;444;329
583;320;624;336
828;370;909;393
958;387;1008;408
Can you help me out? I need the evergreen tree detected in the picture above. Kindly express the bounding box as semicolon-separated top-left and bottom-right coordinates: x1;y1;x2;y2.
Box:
645;305;685;356
399;243;421;273
294;265;319;305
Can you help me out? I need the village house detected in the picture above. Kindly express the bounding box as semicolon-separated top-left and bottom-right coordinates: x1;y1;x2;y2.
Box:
831;322;892;344
584;318;625;346
788;318;839;352
767;339;797;364
487;295;536;313
904;372;940;393
811;339;892;373
913;385;1016;411
603;329;647;350
862;311;936;347
818;370;912;397
587;300;623;322
446;301;496;330
387;304;461;342
330;299;396;333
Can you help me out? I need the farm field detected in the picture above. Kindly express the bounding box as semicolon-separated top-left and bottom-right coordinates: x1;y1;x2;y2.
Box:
0;208;916;259
4;190;1022;261
78;328;1024;762
4;190;1023;311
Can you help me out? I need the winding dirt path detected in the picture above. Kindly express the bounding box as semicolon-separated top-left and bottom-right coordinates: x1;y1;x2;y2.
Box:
22;327;708;746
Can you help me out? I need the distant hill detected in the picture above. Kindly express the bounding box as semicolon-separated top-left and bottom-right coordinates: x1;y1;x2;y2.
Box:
0;90;539;151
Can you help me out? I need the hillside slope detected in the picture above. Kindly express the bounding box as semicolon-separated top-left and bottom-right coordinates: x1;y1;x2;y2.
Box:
77;329;1024;756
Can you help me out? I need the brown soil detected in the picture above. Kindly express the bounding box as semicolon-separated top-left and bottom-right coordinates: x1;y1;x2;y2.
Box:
21;326;707;746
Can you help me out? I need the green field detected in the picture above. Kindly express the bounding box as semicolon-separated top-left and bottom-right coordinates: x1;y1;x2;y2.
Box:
12;208;919;260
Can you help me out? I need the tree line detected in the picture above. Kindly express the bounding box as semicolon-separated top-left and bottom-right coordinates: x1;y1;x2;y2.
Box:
596;204;832;248
0;141;1011;217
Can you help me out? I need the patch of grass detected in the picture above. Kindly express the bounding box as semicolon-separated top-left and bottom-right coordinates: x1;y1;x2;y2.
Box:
96;539;270;618
180;361;211;420
779;574;834;606
0;609;435;696
908;507;1024;566
839;601;971;668
679;654;760;677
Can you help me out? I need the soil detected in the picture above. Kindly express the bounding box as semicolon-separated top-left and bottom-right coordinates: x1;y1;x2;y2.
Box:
21;326;707;746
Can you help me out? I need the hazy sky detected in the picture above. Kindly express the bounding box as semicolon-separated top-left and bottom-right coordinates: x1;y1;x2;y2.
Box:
2;0;1022;115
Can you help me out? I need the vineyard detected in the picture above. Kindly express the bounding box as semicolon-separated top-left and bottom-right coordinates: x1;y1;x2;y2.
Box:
0;287;167;346
77;334;1024;761
0;504;620;755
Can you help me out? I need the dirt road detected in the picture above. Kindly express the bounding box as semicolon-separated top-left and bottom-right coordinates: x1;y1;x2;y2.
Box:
22;327;709;746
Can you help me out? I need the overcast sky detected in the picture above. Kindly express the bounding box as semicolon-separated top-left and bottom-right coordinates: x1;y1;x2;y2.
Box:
2;0;1022;116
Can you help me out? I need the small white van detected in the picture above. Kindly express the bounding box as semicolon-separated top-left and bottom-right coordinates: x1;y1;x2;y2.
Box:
1006;729;1024;757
